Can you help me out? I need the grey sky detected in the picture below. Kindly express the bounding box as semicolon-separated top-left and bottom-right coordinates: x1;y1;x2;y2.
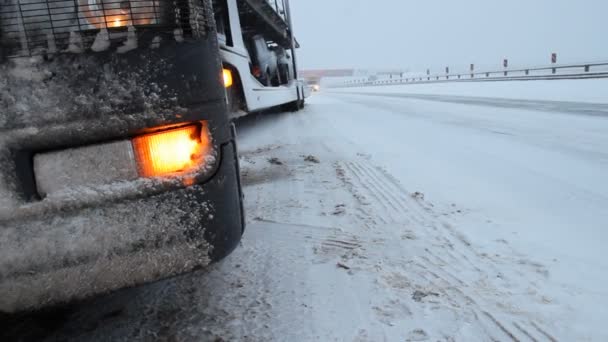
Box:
290;0;608;72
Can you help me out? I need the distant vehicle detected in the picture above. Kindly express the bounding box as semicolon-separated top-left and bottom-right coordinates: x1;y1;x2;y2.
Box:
312;84;321;92
0;0;249;313
215;0;307;115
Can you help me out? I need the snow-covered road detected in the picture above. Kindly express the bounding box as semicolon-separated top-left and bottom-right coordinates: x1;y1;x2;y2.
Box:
6;91;608;341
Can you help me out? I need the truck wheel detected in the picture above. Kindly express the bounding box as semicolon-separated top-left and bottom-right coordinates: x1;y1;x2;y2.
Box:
283;99;304;112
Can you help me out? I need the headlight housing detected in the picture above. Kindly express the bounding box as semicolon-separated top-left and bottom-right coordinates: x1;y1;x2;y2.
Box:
33;122;215;198
132;124;212;178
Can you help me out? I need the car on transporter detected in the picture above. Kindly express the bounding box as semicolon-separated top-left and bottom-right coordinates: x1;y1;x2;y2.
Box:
0;0;304;313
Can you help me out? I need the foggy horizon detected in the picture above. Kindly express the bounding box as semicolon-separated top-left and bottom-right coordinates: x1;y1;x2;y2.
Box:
291;0;608;72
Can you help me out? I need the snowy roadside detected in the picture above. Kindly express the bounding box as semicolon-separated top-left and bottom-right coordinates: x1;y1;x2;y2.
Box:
329;78;608;104
6;94;607;341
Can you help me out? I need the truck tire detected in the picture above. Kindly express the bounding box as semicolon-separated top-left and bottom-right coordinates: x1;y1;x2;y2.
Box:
283;98;304;112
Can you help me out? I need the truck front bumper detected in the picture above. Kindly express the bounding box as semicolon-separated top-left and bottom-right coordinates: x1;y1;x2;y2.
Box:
0;141;244;314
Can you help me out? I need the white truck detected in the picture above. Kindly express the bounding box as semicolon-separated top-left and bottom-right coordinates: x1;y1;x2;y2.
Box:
214;0;308;117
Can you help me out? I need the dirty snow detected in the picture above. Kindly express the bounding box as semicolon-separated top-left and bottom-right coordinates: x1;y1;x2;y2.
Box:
91;29;111;52
150;36;162;49
117;26;138;54
0;185;214;313
174;28;185;43
9;89;607;341
67;31;84;54
0;55;181;131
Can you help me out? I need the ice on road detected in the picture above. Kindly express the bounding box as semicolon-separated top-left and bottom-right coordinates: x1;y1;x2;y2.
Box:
18;91;608;341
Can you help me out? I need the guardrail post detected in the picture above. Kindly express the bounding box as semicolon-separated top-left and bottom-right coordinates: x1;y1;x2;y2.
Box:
486;72;489;77
525;69;529;75
585;65;590;72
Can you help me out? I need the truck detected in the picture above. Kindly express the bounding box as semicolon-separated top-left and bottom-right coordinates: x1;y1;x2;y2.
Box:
0;0;304;313
216;0;307;116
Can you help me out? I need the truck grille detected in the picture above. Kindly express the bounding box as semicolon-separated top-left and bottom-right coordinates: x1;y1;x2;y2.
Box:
0;0;214;58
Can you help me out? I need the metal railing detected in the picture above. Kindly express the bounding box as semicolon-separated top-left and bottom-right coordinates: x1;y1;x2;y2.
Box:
332;62;608;88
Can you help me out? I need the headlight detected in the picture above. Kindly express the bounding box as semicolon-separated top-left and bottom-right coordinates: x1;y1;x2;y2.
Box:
33;123;213;197
222;68;233;88
132;124;212;178
78;0;161;29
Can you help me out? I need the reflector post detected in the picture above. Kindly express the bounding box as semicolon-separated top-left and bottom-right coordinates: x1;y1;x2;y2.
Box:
132;124;211;178
223;68;233;88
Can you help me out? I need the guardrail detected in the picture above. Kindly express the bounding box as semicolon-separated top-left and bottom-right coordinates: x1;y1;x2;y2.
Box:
331;62;608;88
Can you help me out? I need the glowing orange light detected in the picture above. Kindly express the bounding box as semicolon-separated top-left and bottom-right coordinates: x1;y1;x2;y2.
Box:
111;16;125;28
79;0;157;29
223;68;233;88
132;124;211;178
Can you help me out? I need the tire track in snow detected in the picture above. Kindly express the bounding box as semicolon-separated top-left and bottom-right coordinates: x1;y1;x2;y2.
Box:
345;161;488;271
335;158;558;342
415;246;552;342
335;163;390;224
340;160;511;339
341;162;401;223
530;321;559;342
356;161;522;285
513;321;540;342
243;141;557;341
349;160;488;274
348;162;425;226
413;263;525;342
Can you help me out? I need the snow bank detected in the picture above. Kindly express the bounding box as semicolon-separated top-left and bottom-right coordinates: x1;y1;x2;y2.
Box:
332;78;608;104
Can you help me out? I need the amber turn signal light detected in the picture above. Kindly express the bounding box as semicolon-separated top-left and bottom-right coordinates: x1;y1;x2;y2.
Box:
132;124;211;178
223;68;233;88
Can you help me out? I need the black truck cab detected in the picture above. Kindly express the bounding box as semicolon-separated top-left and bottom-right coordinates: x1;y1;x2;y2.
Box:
0;0;244;313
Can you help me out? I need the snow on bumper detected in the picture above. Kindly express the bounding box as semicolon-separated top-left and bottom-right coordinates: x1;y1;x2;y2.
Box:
0;142;244;313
